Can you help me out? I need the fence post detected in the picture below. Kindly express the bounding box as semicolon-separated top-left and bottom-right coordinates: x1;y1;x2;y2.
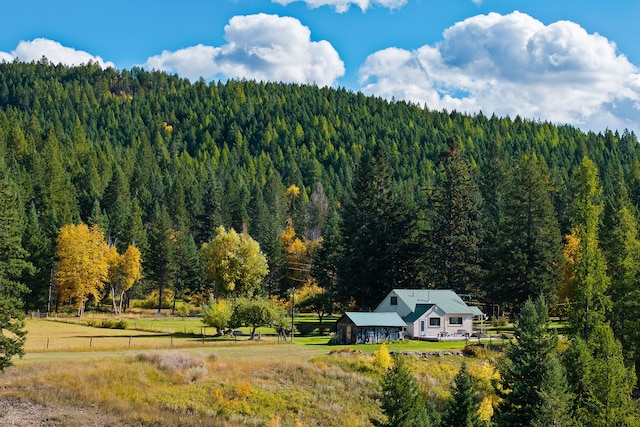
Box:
90;337;93;348
46;338;49;350
129;336;132;348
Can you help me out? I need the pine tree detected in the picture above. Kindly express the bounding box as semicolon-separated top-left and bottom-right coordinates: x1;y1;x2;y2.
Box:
442;362;482;427
146;204;176;313
338;143;420;309
173;224;202;313
21;202;52;311
425;138;484;294
494;296;572;427
0;171;33;370
486;154;563;309
379;356;432;427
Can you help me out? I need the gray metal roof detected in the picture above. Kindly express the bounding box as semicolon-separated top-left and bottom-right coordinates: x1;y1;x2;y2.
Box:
390;289;477;314
469;306;485;316
403;304;434;323
343;312;407;327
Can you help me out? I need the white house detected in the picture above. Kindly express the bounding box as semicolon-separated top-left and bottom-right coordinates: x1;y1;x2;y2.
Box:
374;289;483;339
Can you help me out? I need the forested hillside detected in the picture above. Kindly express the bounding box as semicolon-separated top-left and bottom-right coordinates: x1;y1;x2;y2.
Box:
1;60;640;317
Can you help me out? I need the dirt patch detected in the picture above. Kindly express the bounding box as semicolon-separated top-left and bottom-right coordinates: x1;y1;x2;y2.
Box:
0;398;117;427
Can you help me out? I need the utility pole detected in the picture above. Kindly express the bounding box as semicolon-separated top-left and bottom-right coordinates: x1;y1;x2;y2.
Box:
291;287;295;343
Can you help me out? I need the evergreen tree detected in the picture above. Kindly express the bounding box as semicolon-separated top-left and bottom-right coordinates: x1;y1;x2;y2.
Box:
601;179;640;374
485;154;563;309
338;143;420;309
494;296;572;427
425;139;484;294
379;356;432;427
0;171;33;370
173;224;202;313
145;204;176;313
21;202;52;311
585;323;638;426
441;361;482;427
567;157;611;342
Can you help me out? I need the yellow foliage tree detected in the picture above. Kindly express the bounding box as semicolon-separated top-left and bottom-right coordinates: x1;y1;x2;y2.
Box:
280;218;312;289
559;231;581;305
54;223;108;316
200;226;269;298
106;244;143;315
119;245;142;311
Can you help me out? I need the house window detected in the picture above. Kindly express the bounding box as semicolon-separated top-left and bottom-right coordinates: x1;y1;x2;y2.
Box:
429;317;441;327
420;320;425;333
390;296;398;306
449;317;463;325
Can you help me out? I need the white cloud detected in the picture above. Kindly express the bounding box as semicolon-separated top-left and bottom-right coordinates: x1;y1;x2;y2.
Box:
144;14;345;87
272;0;407;13
7;38;114;69
358;11;640;133
0;51;12;63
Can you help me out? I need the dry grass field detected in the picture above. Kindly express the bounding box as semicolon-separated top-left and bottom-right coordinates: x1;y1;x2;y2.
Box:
0;318;496;426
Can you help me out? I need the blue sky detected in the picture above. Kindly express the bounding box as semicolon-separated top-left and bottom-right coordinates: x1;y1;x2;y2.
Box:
2;0;640;134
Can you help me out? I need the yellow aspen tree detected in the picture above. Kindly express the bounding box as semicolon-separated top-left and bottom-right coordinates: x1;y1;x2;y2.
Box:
118;245;142;313
106;244;121;315
54;223;108;316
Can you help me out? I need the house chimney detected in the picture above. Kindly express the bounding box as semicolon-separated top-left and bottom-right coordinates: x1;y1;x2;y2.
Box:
427;291;431;302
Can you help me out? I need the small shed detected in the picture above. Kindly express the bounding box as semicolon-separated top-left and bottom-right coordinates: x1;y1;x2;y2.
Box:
335;312;406;344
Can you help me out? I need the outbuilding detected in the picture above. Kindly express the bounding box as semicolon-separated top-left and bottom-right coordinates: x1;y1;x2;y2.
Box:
335;312;406;344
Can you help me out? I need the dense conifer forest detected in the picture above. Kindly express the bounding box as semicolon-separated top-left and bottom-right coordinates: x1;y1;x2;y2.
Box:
2;60;640;304
5;61;640;423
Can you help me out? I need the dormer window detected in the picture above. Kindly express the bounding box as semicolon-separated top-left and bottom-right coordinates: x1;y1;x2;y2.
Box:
390;296;398;306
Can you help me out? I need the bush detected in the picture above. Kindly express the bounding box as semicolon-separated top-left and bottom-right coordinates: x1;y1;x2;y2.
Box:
132;289;174;309
295;323;315;336
86;319;127;329
177;302;192;318
372;342;392;370
462;344;485;357
491;316;509;328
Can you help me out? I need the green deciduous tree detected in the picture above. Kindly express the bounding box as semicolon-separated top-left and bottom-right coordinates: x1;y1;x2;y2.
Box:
229;297;282;340
201;296;233;335
567;157;611;342
200;226;268;298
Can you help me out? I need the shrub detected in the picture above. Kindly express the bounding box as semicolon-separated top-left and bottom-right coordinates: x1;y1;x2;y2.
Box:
462;344;485;357
372;342;392;370
295;323;315;336
176;302;192;319
86;319;127;329
132;289;174;309
491;316;508;328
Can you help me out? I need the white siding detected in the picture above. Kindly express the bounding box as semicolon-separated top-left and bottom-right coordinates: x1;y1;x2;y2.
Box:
375;291;413;318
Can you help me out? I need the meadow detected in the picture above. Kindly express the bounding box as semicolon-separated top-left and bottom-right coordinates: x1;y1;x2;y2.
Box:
2;315;501;426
